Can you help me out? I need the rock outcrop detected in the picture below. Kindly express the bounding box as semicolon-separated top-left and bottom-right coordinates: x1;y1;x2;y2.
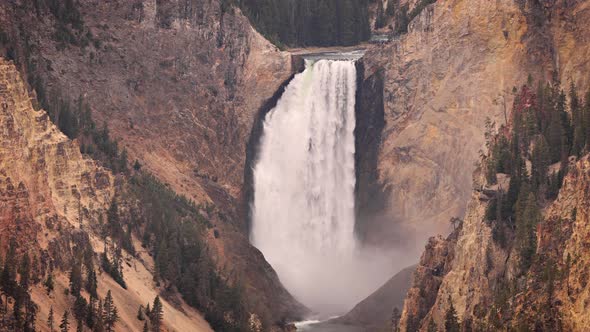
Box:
399;154;590;331
0;0;304;323
358;0;590;255
0;56;216;332
0;57;113;252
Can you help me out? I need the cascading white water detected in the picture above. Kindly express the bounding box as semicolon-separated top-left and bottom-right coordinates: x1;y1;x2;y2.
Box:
251;59;377;315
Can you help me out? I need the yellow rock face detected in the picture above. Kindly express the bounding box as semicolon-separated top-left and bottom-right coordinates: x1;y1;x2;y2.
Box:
0;57;113;250
361;0;590;254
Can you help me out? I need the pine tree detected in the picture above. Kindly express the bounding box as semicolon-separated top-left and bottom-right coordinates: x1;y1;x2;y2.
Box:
519;192;540;269
48;306;55;332
31;255;41;284
531;136;550;191
85;266;97;298
45;273;55;294
60;310;70;332
107;199;121;238
74;295;88;322
94;298;105;332
103;290;119;332
395;4;409;34
1;238;17;298
137;304;144;321
143;321;149;332
86;296;96;329
76;318;83;332
69;261;82;297
375;0;386;29
24;299;38;332
570;81;585;156
444;296;460;332
118;148;128;174
151;296;163;332
18;253;31;290
386;0;398;17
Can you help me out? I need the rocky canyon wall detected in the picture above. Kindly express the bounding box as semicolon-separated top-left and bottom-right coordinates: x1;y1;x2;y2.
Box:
387;2;590;329
0;56;219;332
358;0;590;254
0;0;304;326
0;57;113;254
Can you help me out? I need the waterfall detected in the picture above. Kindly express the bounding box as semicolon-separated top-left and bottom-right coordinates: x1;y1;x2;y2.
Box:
252;59;368;314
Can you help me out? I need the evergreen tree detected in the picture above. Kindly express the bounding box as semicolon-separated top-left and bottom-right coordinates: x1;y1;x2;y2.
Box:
69;262;82;297
48;305;55;332
151;296;163;332
444;296;460;332
60;310;71;332
86;296;97;329
18;253;31;290
546;93;566;162
103;290;119;332
375;0;386;29
570;81;585;155
118;148;128;174
94;298;105;332
1;238;17;298
531;136;550;191
137;304;145;321
395;4;409;34
107;199;121;238
45;273;55;294
76;319;83;332
24;299;38;332
85;266;98;298
386;0;398;17
31;255;41;284
143;321;149;332
74;295;88;322
514;179;540;269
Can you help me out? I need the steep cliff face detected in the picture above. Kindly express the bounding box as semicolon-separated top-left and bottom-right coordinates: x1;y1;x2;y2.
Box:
359;0;527;249
0;56;215;332
355;0;590;329
400;154;590;331
399;167;512;331
0;0;304;323
359;0;590;253
0;57;113;252
518;155;590;331
1;0;292;204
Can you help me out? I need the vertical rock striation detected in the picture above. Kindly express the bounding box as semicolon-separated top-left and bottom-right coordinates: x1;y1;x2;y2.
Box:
0;57;113;252
359;0;590;254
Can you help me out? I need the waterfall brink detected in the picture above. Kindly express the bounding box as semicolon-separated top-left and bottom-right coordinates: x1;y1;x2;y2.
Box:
252;59;373;314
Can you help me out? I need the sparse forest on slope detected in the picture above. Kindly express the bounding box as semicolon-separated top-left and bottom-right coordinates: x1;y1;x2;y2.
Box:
0;0;306;329
399;75;590;331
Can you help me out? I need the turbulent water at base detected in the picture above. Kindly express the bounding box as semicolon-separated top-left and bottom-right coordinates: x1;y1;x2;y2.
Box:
252;59;396;315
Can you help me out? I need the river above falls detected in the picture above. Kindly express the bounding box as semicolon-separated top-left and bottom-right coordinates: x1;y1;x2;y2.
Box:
295;320;364;332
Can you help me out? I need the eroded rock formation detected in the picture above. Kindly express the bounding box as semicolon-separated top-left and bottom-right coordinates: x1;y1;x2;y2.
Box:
0;0;305;325
359;0;590;254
